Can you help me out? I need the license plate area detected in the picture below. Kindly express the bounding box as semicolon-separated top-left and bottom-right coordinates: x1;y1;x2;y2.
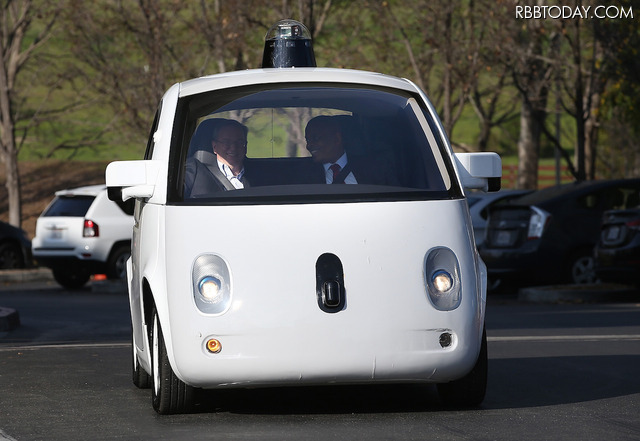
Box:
47;227;65;240
494;230;517;247
605;226;620;241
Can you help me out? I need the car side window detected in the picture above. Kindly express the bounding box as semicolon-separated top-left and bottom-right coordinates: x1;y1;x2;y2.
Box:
578;193;599;210
599;187;634;211
579;186;640;211
626;190;640;208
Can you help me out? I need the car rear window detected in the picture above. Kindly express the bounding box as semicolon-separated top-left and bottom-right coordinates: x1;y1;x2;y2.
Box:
42;196;95;217
167;83;462;204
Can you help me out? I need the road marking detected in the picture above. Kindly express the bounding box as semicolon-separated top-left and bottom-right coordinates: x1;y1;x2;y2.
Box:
0;430;18;441
488;334;640;342
0;342;130;352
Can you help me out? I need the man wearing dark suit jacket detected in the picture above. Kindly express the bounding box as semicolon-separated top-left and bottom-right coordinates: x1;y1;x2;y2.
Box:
304;115;397;185
184;119;251;197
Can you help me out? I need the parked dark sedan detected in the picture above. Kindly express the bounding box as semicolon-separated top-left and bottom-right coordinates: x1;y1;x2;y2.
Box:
479;179;640;288
0;220;33;269
594;206;640;285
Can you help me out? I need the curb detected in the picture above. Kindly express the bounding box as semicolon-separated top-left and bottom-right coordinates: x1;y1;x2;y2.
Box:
0;268;51;333
91;279;127;294
0;306;20;332
518;283;639;304
0;267;53;284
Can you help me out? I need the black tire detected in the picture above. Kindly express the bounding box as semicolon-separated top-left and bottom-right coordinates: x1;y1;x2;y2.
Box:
52;267;90;289
132;332;151;389
150;308;195;414
437;328;488;408
0;241;24;269
107;244;130;280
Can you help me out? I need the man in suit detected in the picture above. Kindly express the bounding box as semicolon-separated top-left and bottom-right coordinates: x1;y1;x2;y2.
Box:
304;115;397;185
211;120;249;189
184;118;251;197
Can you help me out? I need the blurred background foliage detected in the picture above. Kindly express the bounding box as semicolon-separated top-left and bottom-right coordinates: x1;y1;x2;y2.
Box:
4;0;640;177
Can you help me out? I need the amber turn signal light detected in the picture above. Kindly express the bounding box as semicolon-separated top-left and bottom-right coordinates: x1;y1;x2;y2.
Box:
206;338;222;353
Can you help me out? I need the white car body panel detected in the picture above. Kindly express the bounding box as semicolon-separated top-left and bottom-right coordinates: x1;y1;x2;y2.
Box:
131;200;484;388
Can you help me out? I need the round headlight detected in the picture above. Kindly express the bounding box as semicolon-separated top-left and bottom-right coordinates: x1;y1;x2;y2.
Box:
424;247;461;311
192;254;232;315
432;270;453;293
199;276;223;303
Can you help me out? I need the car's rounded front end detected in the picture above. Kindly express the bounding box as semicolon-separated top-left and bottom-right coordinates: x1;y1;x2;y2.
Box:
155;200;484;389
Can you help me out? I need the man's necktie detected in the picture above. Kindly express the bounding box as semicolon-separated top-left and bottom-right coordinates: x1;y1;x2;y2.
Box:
330;163;341;183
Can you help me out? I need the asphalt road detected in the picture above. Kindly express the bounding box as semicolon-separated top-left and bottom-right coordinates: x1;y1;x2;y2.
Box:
0;280;639;441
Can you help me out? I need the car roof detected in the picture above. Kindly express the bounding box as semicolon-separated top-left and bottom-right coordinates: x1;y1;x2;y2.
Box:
510;179;640;206
0;220;27;235
54;184;106;197
178;68;419;98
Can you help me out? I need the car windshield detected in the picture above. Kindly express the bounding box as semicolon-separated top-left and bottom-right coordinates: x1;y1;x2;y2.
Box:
43;196;94;217
168;83;461;204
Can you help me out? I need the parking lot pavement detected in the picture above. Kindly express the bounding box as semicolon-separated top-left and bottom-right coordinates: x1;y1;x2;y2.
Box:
0;268;53;332
518;283;639;303
0;268;127;332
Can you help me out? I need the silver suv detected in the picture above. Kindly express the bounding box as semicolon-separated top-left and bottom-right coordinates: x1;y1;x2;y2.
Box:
32;185;134;289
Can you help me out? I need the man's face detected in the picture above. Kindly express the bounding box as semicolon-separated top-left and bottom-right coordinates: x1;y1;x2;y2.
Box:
213;125;247;169
305;120;344;164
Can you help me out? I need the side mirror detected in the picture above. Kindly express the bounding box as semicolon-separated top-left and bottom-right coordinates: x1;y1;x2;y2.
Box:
454;152;502;192
106;160;162;201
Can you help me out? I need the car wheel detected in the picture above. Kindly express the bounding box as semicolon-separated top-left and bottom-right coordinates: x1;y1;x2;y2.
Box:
132;332;151;389
0;242;24;269
107;244;130;280
436;328;487;408
52;268;90;289
569;252;597;284
150;308;194;414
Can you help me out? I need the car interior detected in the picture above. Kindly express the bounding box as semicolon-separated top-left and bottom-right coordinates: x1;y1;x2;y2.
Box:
172;85;460;203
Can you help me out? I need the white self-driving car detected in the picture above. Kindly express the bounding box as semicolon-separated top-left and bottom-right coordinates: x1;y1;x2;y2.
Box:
106;20;501;414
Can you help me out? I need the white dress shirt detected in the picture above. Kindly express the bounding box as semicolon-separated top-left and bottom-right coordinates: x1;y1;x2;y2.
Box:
217;160;245;189
323;153;357;184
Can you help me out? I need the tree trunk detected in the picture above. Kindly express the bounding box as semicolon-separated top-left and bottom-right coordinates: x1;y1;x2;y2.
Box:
584;90;600;181
3;150;21;228
517;99;541;190
476;119;491;153
571;18;587;182
0;62;22;228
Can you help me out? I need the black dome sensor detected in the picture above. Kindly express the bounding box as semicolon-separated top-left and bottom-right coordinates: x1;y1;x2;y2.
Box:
261;19;317;68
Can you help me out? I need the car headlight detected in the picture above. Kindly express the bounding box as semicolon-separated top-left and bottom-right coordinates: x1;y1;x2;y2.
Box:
425;247;461;311
432;270;453;292
199;276;223;302
192;254;232;315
